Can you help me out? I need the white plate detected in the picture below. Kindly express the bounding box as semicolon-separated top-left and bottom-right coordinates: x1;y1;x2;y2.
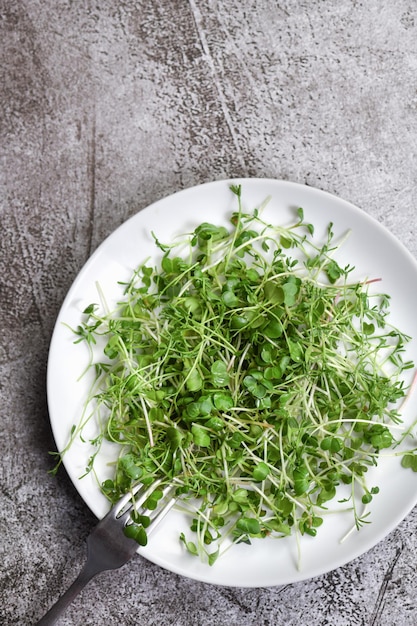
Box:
47;178;417;587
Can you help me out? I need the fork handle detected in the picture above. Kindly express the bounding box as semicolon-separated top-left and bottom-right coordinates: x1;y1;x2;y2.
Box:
36;561;100;625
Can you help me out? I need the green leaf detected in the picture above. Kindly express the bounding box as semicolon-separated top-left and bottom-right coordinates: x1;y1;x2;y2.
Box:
213;392;234;411
191;425;211;447
263;319;283;339
119;454;143;480
180;533;198;555
264;282;285;305
229;432;244;449
198;395;214;416
205;416;225;431
236;516;261;535
401;453;417;471
222;291;240;308
253;462;270;482
243;375;267;398
185;402;201;420
194;222;229;245
363;322;375;335
144;489;163;510
288;338;303;362
275;495;293;516
124;523;148;546
210;361;229;386
230;184;241;198
296;207;304;221
280;235;293;249
316;485;336;505
230;311;256;329
213;499;229;515
260;344;275;363
325;260;343;284
186;368;203;392
166;426;184;450
131;512;151;528
366;425;393;449
208;548;220;566
183;296;202;316
232;488;249;503
161;255;172;273
282;281;299;306
293;466;309;495
82;303;96;316
104;335;120;359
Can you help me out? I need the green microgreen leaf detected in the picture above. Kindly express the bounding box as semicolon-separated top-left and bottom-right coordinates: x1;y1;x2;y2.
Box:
325;260;344;284
119;454;143;480
236;516;261;535
401;454;417;471
253;462;270;482
213;392;234;411
124;523;148;546
191;425;211;447
210;361;229;386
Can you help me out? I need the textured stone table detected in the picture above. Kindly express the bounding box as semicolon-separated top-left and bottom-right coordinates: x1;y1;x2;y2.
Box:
1;1;417;624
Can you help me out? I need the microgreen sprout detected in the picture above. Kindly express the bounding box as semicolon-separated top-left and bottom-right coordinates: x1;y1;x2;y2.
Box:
62;185;417;565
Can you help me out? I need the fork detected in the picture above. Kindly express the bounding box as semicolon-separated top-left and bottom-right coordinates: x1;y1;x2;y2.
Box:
36;479;176;625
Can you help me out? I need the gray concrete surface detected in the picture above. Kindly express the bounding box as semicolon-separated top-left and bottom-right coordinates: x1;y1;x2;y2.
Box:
1;1;417;624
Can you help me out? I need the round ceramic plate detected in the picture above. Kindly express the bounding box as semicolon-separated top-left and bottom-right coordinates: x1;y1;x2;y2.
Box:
47;178;417;587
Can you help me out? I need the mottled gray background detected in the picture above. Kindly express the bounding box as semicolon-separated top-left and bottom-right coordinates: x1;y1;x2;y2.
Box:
1;1;417;624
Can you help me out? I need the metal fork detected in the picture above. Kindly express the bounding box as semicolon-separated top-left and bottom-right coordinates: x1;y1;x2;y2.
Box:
36;480;176;625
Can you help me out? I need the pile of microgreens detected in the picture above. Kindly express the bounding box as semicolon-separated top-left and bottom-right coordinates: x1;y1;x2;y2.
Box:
59;185;417;566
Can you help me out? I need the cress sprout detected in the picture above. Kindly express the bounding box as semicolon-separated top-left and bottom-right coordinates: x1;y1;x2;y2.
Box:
57;185;417;565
